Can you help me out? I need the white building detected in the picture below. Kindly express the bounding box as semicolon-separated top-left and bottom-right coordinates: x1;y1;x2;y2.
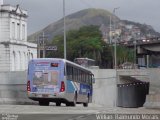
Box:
0;3;37;71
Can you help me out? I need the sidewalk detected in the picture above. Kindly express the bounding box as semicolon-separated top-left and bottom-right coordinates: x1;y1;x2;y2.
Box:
89;103;160;114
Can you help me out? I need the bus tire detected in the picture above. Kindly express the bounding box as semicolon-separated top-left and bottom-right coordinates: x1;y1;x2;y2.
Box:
39;101;49;106
56;102;61;106
83;95;89;107
83;102;88;107
66;102;71;106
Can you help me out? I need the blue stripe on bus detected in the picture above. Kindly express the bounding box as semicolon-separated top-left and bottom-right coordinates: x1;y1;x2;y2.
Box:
79;84;88;95
67;80;75;93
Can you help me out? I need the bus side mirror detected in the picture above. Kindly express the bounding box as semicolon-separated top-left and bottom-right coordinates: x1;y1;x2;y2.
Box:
91;74;95;84
92;78;95;84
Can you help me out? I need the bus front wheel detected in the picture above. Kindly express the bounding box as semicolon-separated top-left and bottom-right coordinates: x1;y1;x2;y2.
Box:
83;96;89;107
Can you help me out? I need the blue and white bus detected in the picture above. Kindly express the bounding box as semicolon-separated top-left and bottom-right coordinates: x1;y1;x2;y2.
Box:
27;58;94;107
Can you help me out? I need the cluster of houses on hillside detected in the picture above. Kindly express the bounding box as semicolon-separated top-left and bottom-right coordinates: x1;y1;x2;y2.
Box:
99;21;158;44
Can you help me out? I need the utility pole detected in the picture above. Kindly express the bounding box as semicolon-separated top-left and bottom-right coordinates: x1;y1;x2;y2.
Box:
113;7;119;107
109;15;112;44
63;0;66;60
113;7;119;69
134;39;137;65
37;36;41;58
38;32;48;58
42;32;45;58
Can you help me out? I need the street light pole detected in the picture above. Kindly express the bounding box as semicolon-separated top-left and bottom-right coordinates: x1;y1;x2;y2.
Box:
113;7;119;70
109;15;112;44
134;39;137;65
42;32;45;58
113;7;119;107
63;0;66;60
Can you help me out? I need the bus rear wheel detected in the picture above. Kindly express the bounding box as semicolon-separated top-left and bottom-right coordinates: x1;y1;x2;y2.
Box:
71;94;77;106
56;102;61;106
66;102;71;106
39;101;49;106
70;101;76;106
66;94;77;107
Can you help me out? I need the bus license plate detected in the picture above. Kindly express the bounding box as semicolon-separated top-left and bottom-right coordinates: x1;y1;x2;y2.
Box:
42;94;48;97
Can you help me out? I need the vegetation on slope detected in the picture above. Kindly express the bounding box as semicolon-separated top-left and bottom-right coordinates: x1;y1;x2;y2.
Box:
46;25;134;68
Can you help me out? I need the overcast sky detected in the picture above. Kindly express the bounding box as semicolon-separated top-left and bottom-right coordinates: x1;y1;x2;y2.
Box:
4;0;160;35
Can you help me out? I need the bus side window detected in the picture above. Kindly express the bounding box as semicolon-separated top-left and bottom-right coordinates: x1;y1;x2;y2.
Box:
73;67;76;81
70;66;73;80
71;66;73;80
82;71;85;83
66;64;69;79
76;68;78;82
79;70;82;83
86;74;90;84
77;69;80;82
81;71;83;83
84;73;87;84
89;75;92;84
67;64;71;80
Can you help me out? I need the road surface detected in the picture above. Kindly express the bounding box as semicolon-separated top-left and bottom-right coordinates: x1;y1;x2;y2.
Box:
0;104;160;120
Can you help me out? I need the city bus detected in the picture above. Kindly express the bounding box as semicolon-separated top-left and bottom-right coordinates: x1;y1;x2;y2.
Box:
27;58;94;107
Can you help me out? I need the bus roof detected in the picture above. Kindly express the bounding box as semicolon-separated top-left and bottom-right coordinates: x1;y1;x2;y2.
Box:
30;58;92;73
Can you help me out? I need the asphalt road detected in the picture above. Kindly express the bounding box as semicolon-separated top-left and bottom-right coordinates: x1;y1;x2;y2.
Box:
0;104;160;120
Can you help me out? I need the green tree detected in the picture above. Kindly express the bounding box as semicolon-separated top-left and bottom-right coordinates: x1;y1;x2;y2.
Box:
46;25;134;68
116;45;134;66
46;25;113;68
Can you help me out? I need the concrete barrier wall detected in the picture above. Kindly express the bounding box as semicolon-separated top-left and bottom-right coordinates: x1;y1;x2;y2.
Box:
147;68;160;94
91;69;117;107
0;71;26;84
0;71;37;104
144;68;160;108
0;69;160;108
0;70;117;106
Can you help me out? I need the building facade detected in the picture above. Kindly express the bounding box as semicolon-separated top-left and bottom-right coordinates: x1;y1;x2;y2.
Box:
0;4;37;71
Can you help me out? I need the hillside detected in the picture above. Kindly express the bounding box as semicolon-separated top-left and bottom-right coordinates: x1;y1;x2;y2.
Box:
28;8;119;42
28;8;160;42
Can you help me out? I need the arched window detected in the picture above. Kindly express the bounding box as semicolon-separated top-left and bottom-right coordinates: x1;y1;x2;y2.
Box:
12;51;16;71
23;52;26;70
19;51;22;70
16;51;20;70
